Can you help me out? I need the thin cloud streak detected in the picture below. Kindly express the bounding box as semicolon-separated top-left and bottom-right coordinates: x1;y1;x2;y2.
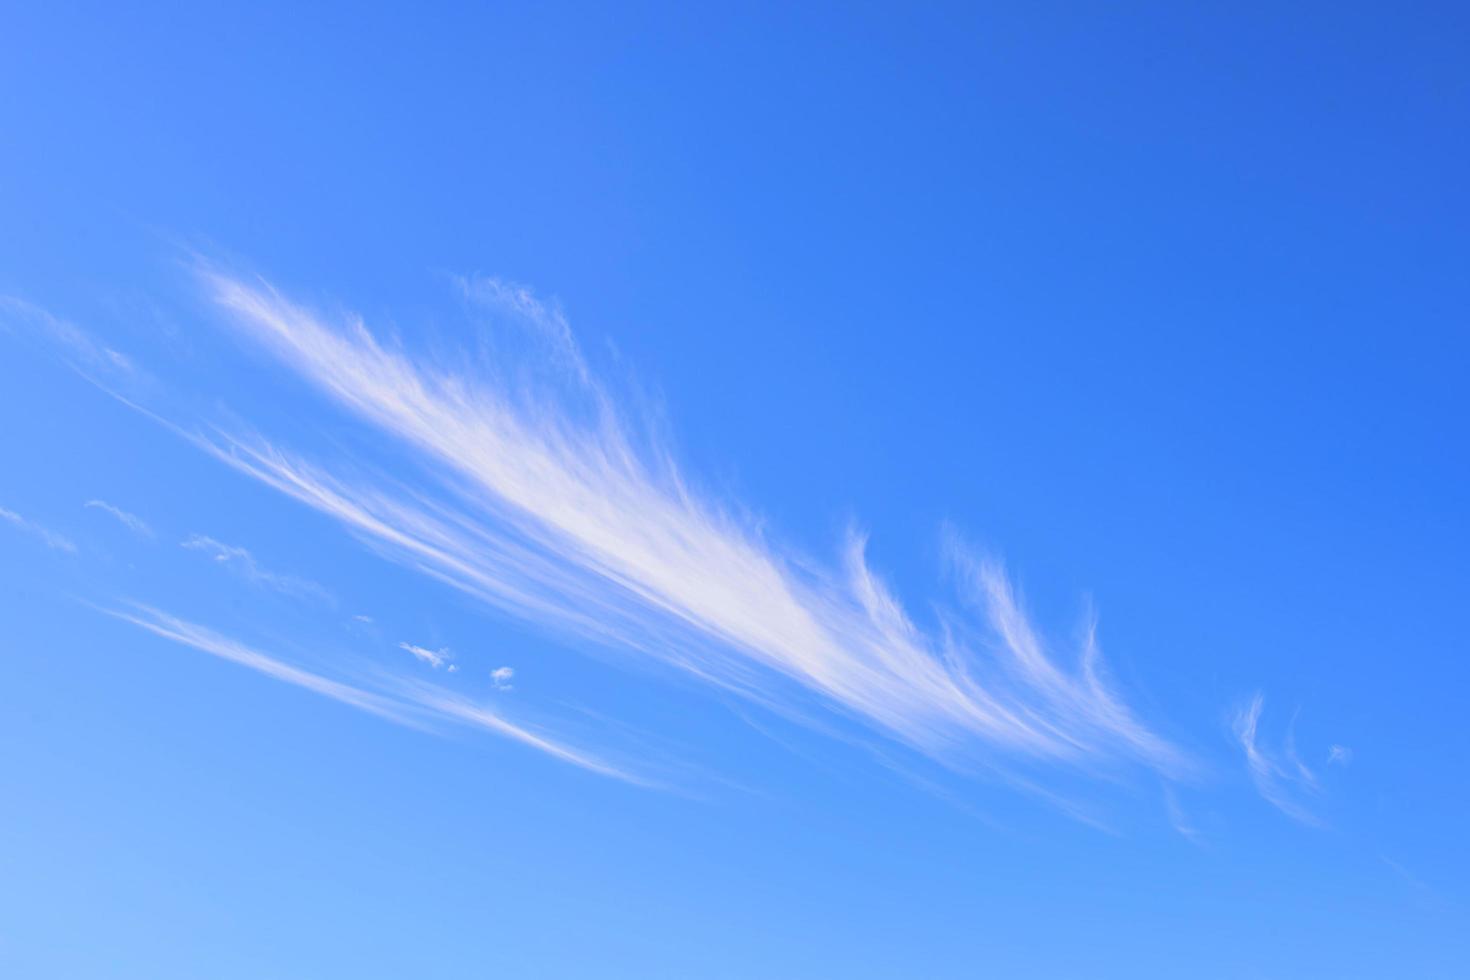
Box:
1;504;77;553
85;499;154;537
181;533;334;604
111;604;411;724
103;603;640;782
1163;786;1202;844
1232;693;1322;826
1;296;136;378
196;268;1187;778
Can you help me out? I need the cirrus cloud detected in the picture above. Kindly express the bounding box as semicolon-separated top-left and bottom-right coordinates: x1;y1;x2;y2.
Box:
189;266;1188;781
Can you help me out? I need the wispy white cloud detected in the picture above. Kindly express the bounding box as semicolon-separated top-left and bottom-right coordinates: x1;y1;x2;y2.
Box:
1327;744;1353;767
103;603;639;782
400;641;452;670
85;499;154;537
1;504;77;553
454;275;591;385
1232;694;1324;826
1380;856;1429;891
1162;785;1202;843
181;533;333;604
491;666;515;691
188;268;1186;780
1;296;137;378
113;603;410;723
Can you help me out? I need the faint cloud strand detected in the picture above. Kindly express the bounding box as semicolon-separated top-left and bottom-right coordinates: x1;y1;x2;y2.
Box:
85;499;154;538
455;274;591;385
1;504;77;553
1232;693;1324;826
1;296;137;379
1163;786;1202;844
102;603;638;782
181;533;333;604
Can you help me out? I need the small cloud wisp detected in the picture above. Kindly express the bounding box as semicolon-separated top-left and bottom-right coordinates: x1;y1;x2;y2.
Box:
1232;693;1325;826
400;641;453;670
181;533;333;604
85;499;154;538
1;504;77;554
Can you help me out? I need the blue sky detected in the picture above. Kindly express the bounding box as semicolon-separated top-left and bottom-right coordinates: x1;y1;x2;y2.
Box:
2;3;1467;977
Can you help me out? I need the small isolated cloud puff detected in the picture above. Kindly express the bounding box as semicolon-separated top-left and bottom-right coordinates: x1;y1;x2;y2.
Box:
491;666;515;691
1327;744;1353;767
190;267;1189;784
85;499;154;538
400;642;452;670
1;504;77;554
181;533;333;603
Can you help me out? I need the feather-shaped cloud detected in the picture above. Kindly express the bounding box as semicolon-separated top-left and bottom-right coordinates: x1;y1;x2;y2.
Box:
190;268;1186;779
